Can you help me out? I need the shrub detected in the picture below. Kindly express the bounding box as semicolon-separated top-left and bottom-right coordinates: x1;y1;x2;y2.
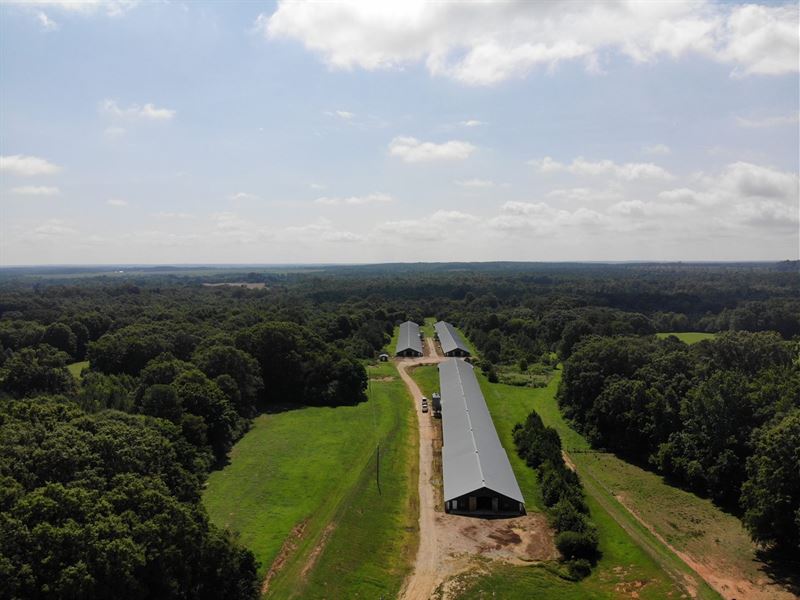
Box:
555;529;599;562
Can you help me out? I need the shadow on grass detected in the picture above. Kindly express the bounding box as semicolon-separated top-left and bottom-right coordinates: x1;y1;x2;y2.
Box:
756;546;800;596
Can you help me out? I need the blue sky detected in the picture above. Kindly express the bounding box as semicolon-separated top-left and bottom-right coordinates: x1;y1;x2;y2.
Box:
1;0;798;264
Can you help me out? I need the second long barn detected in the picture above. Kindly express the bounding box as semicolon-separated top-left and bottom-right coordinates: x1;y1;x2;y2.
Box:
439;358;525;515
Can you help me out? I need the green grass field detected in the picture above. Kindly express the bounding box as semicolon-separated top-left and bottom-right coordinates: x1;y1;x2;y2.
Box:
67;361;89;379
655;332;718;344
203;361;418;599
473;371;707;599
407;364;439;399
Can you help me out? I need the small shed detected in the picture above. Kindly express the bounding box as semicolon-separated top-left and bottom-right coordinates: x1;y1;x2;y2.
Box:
378;353;389;362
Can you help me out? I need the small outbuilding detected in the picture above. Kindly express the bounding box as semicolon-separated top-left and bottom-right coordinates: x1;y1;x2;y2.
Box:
395;321;423;357
378;353;389;362
434;321;471;357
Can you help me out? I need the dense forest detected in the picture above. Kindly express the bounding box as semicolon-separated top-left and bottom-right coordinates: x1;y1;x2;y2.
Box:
0;262;798;597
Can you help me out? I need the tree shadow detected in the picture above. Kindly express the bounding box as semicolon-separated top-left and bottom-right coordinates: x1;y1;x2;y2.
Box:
755;546;800;596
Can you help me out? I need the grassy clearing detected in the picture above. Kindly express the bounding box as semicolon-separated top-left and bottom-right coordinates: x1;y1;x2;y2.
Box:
407;364;439;400
67;361;89;379
656;332;718;344
466;370;711;599
421;317;436;338
203;361;417;599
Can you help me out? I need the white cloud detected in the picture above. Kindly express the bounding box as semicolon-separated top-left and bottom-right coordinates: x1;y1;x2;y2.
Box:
107;198;128;207
454;178;494;188
315;192;393;206
101;99;175;120
735;112;800;128
379;209;479;241
32;219;76;238
151;211;195;220
716;161;798;199
229;192;261;201
259;1;799;85
489;201;611;235
388;136;475;163
309;182;326;190
459;119;485;127
10;185;60;196
547;187;622;202
721;4;799;76
643;143;671;155
325;109;355;120
530;156;673;180
284;219;364;243
36;11;59;30
0;154;61;176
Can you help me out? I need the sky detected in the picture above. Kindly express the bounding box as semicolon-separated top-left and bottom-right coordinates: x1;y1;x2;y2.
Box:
0;0;798;265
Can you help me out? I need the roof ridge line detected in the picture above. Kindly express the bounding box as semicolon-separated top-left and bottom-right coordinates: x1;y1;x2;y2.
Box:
455;360;485;487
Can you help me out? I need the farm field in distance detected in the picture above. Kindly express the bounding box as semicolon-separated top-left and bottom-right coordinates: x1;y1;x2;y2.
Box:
203;361;418;599
656;332;718;344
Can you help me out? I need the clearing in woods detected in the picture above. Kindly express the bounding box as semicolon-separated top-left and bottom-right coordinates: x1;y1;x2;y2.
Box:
655;332;718;344
202;360;418;599
506;367;794;600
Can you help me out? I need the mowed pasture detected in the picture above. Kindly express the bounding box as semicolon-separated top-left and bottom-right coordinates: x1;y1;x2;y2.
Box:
656;331;718;344
203;361;418;599
470;371;697;599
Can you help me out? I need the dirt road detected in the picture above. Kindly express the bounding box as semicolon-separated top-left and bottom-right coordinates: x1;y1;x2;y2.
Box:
396;347;447;600
397;341;555;599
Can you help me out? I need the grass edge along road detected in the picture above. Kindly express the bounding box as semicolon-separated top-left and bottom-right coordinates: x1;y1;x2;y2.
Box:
202;360;418;599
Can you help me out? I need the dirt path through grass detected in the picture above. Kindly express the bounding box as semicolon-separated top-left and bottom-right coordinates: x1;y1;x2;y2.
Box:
396;352;448;600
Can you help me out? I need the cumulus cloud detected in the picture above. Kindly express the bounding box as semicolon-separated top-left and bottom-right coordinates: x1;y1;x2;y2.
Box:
389;136;475;163
315;192;393;206
31;219;76;238
460;119;485;127
455;178;494;188
379;209;479;241
229;192;261;201
11;185;60;196
530;156;673;180
101;99;175;120
259;1;799;85
284;219;364;243
0;154;61;176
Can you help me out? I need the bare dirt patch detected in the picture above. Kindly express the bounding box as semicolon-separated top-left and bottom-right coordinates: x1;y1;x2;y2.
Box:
261;519;308;595
299;522;337;582
614;493;798;600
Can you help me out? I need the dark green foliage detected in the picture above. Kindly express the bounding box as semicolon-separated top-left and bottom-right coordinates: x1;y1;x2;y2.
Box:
0;345;76;398
559;330;800;548
556;530;600;562
740;409;800;551
0;397;259;599
514;410;598;570
42;322;77;358
236;321;366;406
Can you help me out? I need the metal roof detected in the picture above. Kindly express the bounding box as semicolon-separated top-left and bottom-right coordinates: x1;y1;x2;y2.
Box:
434;321;471;355
439;358;524;504
395;321;423;355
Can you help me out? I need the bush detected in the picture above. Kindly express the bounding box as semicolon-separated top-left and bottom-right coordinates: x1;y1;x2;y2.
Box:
567;558;592;580
555;529;599;561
